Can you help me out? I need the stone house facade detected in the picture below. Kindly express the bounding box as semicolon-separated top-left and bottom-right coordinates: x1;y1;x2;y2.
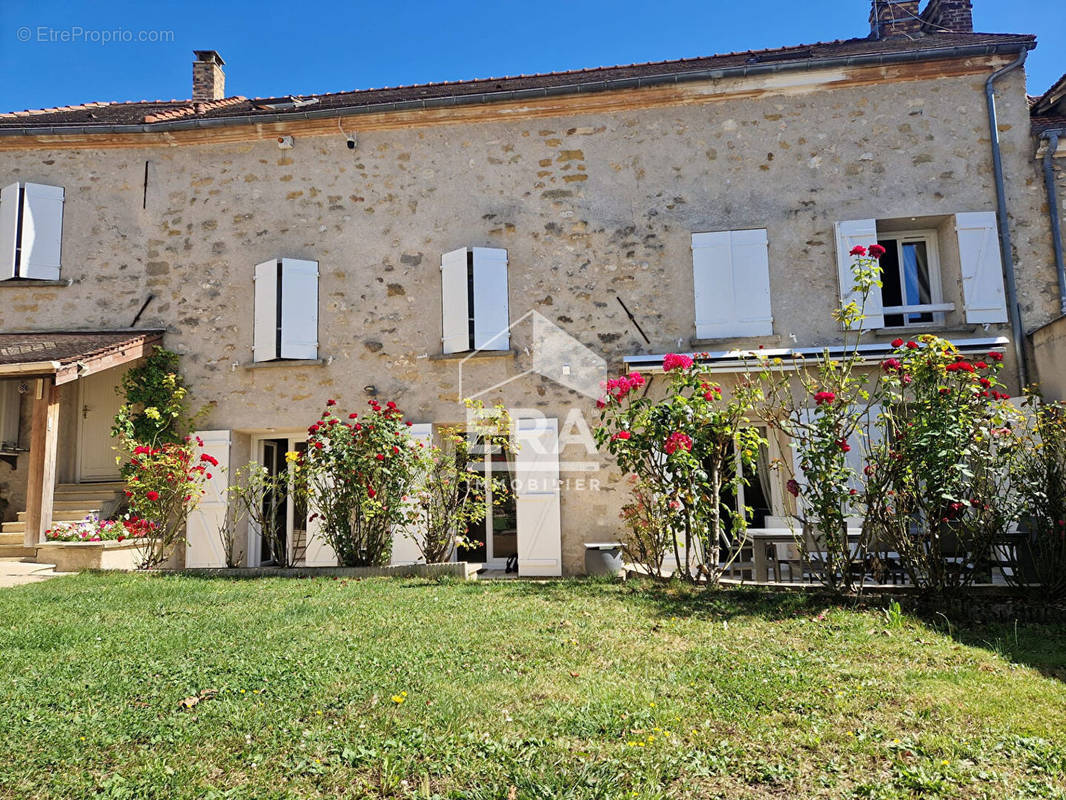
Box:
0;0;1062;574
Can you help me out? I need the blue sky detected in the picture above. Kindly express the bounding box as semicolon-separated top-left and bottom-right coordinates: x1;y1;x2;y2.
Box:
1;0;1063;113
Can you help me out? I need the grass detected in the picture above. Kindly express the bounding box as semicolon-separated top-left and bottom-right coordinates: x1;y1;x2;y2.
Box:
0;574;1065;799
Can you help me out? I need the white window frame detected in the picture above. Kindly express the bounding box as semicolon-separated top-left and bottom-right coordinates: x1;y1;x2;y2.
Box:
0;182;65;281
875;228;949;328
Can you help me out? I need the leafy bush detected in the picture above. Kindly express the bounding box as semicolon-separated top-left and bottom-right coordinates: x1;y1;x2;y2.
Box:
302;399;423;567
595;354;765;585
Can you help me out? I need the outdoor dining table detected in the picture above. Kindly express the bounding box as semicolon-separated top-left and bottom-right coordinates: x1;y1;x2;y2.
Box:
744;527;866;583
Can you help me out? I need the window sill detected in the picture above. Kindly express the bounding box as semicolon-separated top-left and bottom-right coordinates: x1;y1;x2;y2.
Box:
689;336;778;349
428;349;517;362
244;358;326;369
0;279;72;288
872;325;980;336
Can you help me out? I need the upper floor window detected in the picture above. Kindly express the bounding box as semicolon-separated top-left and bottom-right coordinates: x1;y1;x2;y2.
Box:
691;228;773;340
441;247;509;354
835;212;1007;330
252;258;319;362
0;182;65;281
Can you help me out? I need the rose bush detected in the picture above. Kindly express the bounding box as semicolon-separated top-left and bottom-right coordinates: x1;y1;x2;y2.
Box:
302;399;423;567
595;355;765;584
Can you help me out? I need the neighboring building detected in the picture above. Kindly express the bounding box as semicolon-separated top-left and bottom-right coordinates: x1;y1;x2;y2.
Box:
1029;73;1066;400
0;1;1060;574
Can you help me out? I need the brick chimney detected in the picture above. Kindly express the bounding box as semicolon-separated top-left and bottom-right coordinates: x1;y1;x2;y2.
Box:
192;50;225;101
920;0;974;33
870;0;923;38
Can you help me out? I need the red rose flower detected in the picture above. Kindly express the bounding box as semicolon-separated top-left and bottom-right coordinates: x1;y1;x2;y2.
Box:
891;338;904;348
146;490;159;501
786;479;800;497
375;453;385;461
906;341;918;349
367;488;377;498
664;431;693;455
662;353;694;372
326;399;337;406
849;245;867;257
837;439;851;453
813;391;835;406
612;431;631;441
868;244;886;259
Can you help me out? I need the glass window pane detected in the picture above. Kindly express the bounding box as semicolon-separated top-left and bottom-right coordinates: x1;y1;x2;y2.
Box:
902;241;932;323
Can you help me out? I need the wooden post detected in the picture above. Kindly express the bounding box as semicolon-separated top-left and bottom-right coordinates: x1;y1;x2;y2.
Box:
24;378;60;548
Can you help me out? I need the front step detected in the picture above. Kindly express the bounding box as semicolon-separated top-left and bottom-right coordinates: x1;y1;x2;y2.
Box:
0;545;37;558
17;509;99;523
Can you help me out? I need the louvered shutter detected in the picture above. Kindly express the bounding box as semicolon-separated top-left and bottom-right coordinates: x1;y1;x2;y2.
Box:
835;219;883;329
472;247;510;350
253;260;279;362
441;248;470;354
956;212;1008;324
279;258;319;359
19;183;64;280
0;184;18;280
391;423;433;565
185;430;231;568
515;417;562;576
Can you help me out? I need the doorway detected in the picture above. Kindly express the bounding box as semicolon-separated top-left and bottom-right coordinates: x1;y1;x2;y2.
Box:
457;433;517;567
257;438;289;565
76;370;126;482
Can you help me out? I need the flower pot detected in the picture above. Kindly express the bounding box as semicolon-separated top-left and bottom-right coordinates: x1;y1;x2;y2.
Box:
36;539;148;572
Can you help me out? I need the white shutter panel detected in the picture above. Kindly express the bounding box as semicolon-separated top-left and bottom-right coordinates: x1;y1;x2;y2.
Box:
0;381;20;449
515;417;562;576
441;248;470;354
835;219;883;329
303;507;337;566
0;184;18;280
19;183;63;280
693;230;773;339
956;211;1008;324
472;247;509;350
693;231;734;339
253;259;279;362
185;430;231;568
279;258;319;360
391;423;433;565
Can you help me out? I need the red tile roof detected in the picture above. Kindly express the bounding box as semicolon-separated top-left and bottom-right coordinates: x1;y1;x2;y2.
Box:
0;330;163;367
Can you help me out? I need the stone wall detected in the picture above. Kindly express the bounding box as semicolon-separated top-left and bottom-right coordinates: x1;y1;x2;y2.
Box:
0;61;1058;572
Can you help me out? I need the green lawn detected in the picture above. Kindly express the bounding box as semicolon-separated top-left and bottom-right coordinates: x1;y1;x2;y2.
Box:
1;575;1065;799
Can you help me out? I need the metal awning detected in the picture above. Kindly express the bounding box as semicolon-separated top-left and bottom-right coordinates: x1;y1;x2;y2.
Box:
0;329;164;384
622;337;1010;373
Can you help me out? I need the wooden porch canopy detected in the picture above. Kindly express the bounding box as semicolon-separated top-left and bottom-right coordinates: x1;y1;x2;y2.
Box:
0;329;163;548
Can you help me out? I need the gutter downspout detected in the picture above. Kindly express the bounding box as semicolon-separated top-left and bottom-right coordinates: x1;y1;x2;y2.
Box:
985;49;1029;387
1042;131;1066;315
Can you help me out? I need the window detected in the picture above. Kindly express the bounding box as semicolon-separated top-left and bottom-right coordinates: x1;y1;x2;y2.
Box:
835;212;1007;329
692;229;773;339
252;258;319;362
876;230;944;327
0;182;65;281
456;432;518;567
0;381;21;451
440;247;509;354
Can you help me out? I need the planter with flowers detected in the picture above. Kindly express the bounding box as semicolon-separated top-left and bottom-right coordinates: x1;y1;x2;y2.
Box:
37;515;157;571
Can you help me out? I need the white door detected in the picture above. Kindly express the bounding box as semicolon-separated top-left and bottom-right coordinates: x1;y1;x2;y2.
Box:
77;371;125;482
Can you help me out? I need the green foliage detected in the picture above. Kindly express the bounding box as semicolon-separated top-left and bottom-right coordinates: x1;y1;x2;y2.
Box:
112;348;200;448
595;356;765;584
301;399;423;567
227;462;293;567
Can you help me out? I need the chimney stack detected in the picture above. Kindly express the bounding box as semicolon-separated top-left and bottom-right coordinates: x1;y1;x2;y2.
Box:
920;0;974;33
870;0;923;38
192;50;225;101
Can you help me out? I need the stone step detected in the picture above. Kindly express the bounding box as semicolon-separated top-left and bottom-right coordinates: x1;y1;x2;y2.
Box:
0;532;24;546
2;521;26;534
0;545;36;559
54;482;125;494
17;509;99;523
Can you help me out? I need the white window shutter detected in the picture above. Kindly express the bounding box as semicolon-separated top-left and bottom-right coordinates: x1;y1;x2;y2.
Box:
303;508;338;566
253;260;279;362
19;183;64;281
391;423;433;566
279;258;319;360
692;230;773;339
185;430;231;568
956;211;1008;324
0;381;20;449
441;247;470;354
472;247;510;350
0;184;18;280
834;219;883;329
515;417;562;577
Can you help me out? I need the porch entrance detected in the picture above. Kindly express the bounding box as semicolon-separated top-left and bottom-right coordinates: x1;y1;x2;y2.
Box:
248;436;320;567
76;369;125;482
